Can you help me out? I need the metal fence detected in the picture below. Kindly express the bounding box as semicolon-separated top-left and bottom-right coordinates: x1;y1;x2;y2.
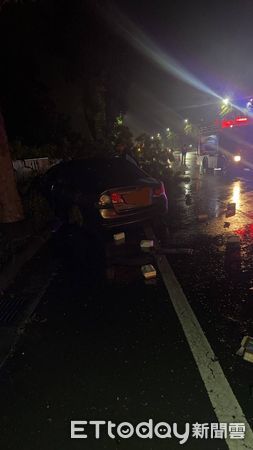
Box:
13;157;60;181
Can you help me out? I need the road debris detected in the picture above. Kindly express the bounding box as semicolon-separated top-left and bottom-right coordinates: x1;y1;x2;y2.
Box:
226;202;236;217
226;235;240;247
140;240;154;250
197;214;208;222
236;336;253;363
113;232;125;244
141;264;156;279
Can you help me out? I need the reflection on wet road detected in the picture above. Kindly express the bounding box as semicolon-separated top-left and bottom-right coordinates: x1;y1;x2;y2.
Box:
167;151;253;430
168;152;253;327
169;152;253;238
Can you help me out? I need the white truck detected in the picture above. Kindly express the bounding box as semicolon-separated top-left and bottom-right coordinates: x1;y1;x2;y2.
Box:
197;116;253;175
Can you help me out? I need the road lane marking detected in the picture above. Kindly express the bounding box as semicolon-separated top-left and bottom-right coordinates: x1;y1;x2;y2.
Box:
145;225;253;450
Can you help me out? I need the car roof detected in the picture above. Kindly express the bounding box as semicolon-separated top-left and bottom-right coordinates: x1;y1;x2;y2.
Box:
46;157;159;193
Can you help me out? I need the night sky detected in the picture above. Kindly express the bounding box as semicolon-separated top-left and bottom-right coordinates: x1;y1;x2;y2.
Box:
111;0;253;134
2;0;253;141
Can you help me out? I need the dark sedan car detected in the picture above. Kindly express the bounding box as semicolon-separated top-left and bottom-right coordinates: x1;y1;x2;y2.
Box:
40;156;168;229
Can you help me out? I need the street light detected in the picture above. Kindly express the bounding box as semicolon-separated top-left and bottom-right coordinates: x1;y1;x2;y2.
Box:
151;136;154;140
166;127;170;131
222;98;230;105
184;119;188;124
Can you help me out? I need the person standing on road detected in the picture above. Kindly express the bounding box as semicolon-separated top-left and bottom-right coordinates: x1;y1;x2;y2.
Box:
181;144;187;165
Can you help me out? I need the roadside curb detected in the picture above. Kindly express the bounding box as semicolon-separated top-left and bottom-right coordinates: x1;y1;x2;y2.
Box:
0;229;51;293
0;228;52;371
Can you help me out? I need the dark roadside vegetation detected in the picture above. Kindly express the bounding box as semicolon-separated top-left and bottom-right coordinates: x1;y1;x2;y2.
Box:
0;0;190;272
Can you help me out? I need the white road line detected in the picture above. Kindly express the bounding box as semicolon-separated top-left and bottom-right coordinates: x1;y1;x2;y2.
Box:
145;225;253;450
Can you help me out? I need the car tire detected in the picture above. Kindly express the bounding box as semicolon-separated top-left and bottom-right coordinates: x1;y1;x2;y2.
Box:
219;156;229;177
202;157;208;174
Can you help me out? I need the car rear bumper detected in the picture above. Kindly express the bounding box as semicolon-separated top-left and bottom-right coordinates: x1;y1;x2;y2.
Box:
98;198;168;229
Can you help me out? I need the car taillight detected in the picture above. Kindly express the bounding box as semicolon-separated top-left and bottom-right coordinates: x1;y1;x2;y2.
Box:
153;182;165;197
99;194;111;206
111;192;125;204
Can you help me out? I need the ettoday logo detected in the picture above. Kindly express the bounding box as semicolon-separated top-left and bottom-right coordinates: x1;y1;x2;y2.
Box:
71;420;246;443
71;420;190;443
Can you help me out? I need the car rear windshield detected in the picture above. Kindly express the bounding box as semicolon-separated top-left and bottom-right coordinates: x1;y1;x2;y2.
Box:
69;158;149;191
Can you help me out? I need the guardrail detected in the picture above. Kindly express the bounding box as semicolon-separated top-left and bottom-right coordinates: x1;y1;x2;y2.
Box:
13;157;60;181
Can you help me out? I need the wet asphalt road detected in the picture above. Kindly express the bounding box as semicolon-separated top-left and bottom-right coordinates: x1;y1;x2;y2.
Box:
167;152;253;435
1;152;253;449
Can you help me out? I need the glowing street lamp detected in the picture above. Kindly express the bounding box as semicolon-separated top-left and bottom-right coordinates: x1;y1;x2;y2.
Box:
220;97;232;117
166;127;170;132
184;119;188;124
222;98;230;106
151;136;154;140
